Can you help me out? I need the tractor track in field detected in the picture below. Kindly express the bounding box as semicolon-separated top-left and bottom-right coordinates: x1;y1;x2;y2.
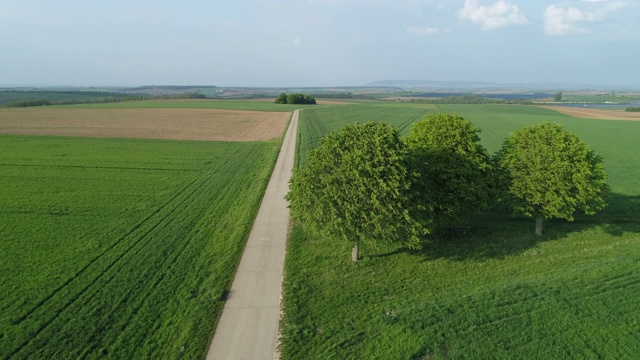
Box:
0;163;198;172
396;113;426;134
6;156;233;358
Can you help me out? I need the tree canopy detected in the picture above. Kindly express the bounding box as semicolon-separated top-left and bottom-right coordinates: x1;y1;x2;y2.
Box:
286;122;428;261
497;122;608;235
554;92;563;102
403;113;494;231
275;92;316;105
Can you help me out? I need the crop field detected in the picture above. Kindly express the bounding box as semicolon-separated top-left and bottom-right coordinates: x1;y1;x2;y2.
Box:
0;90;129;107
0;117;282;357
56;98;326;112
436;104;640;194
541;105;640;121
560;93;640;103
280;103;640;359
296;104;435;165
0;107;291;142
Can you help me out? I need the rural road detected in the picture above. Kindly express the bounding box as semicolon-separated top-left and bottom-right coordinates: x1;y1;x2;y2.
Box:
206;110;298;360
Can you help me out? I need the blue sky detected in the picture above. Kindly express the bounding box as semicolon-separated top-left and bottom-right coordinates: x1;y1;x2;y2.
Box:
1;0;639;87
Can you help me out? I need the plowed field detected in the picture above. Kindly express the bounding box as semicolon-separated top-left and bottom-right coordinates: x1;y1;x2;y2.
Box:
542;106;640;121
0;108;291;141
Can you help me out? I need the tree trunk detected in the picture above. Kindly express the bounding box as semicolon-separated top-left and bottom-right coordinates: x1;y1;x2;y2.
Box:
535;216;544;236
351;241;359;262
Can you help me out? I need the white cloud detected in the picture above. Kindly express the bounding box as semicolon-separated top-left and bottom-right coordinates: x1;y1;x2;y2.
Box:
543;5;592;35
292;36;301;45
458;0;529;30
406;26;449;36
543;1;634;36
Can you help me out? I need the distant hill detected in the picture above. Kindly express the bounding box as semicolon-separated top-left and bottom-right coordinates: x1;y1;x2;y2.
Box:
365;79;636;92
366;80;501;90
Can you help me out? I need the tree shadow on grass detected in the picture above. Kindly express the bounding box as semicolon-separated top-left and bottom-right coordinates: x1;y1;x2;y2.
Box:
594;193;640;236
414;192;640;262
369;247;413;259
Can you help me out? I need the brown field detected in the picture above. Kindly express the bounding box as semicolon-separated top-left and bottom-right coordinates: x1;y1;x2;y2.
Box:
541;106;640;121
0;108;291;141
316;99;355;105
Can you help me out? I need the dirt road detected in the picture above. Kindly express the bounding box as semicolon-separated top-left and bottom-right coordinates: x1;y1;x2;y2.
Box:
206;110;298;360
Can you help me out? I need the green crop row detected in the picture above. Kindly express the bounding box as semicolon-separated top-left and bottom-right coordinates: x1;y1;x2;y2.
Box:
280;103;640;359
0;134;280;359
296;105;432;165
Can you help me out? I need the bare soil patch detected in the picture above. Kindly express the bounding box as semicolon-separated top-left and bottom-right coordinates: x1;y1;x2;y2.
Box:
541;106;640;121
0;108;291;141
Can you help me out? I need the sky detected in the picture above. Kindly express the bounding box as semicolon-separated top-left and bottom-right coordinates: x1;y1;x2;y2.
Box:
1;0;639;88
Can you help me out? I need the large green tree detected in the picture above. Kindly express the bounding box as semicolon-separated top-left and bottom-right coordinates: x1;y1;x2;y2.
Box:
403;112;494;231
497;122;608;236
286;122;428;261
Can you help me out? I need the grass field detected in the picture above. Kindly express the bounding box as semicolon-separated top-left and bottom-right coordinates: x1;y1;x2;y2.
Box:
0;134;281;359
280;103;640;359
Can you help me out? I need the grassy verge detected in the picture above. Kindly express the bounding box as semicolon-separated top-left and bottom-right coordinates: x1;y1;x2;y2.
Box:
280;103;640;359
0;134;280;359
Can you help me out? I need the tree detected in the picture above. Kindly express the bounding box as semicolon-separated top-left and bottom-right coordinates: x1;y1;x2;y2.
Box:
275;93;288;104
554;92;563;102
497;122;608;236
403;112;494;231
303;94;317;104
274;92;316;104
286;93;303;104
286;122;429;261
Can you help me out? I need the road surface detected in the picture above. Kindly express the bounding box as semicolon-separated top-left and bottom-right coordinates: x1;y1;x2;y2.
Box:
206;110;298;360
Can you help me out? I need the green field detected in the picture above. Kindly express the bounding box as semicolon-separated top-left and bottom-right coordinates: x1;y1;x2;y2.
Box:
561;94;640;103
280;103;640;358
0;134;280;359
437;104;640;194
296;103;436;165
0;90;133;107
56;99;329;112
